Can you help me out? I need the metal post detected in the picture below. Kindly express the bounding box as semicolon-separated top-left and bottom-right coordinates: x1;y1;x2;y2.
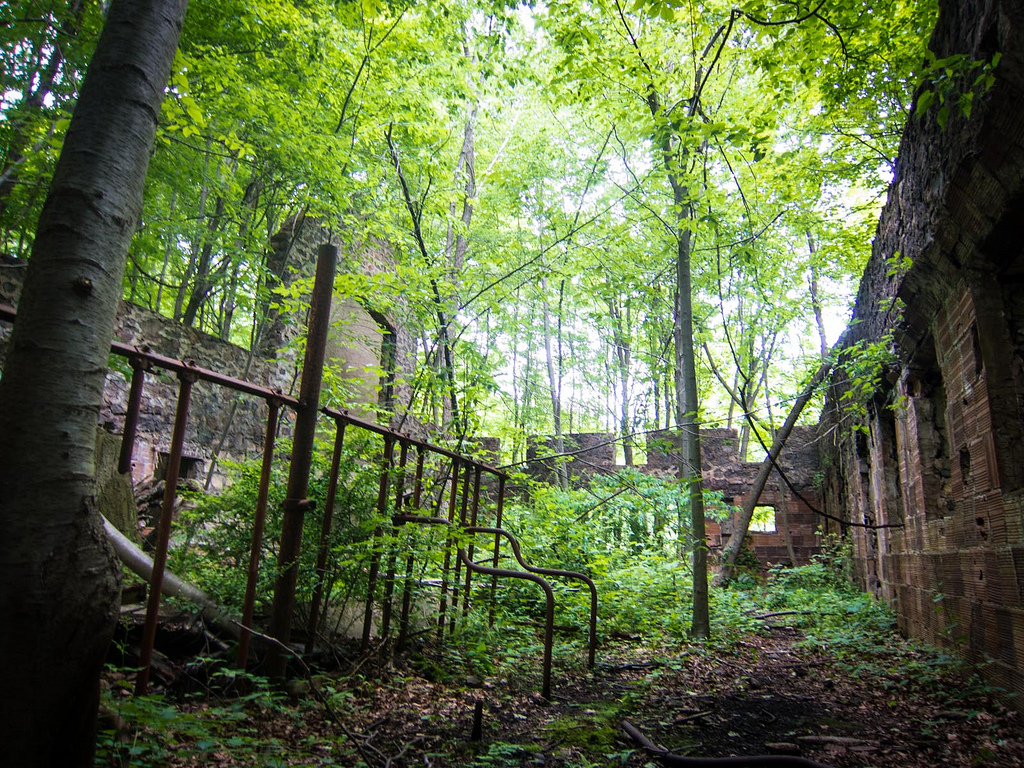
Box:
488;475;505;627
437;457;461;641
449;464;471;633
362;435;395;651
461;466;483;616
237;399;282;669
118;356;149;475
266;243;337;679
306;418;347;654
136;370;196;694
380;440;409;641
399;448;425;646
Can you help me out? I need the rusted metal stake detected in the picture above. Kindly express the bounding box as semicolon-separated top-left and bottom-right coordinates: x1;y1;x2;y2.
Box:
488;476;506;627
266;243;336;680
461;466;483;616
237;399;282;669
305;418;347;654
118;355;149;476
362;435;395;651
448;463;472;633
398;448;425;646
458;547;554;699
437;457;461;641
380;440;409;641
136;370;196;695
471;699;484;741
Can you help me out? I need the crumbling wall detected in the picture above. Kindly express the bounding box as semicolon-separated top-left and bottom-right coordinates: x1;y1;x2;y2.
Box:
1;215;424;486
264;214;420;429
525;426;822;567
818;0;1024;705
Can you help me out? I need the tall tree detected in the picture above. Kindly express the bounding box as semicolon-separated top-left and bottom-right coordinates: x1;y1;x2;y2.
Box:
0;0;187;764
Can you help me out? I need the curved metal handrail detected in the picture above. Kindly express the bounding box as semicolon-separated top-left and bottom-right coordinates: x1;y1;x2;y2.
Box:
393;514;559;698
463;526;598;669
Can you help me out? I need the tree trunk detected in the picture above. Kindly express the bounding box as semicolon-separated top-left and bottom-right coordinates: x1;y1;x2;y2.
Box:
540;276;568;489
671;185;710;639
0;1;187;765
807;234;829;361
714;357;833;586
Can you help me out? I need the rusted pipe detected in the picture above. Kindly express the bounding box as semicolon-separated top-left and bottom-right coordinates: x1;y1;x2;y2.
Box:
267;243;336;679
393;514;558;699
306;418;347;654
457;548;554;699
488;476;506;627
380;440;409;641
118;355;150;475
466;526;598;670
362;435;395;651
437;457;461;641
237;399;282;669
449;462;472;633
461;466;483;616
398;448;426;646
136;369;196;695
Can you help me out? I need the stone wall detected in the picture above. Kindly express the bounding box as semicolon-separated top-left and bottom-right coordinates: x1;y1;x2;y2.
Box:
0;217;422;487
526;426;823;568
818;0;1024;705
265;214;421;431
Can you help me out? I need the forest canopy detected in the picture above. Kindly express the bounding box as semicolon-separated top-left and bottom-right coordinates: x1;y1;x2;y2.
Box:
1;0;938;453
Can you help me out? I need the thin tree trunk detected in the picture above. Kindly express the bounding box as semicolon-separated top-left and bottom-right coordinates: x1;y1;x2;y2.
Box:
540;276;568;489
0;0;87;219
0;2;187;764
807;234;829;361
671;185;710;639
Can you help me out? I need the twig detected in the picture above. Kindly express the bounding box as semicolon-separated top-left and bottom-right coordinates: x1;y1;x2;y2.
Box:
229;620;380;768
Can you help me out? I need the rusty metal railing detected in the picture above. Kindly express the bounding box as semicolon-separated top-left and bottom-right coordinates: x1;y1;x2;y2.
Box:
0;250;599;697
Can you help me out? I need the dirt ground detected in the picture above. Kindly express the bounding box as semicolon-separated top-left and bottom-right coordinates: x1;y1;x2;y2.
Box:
102;616;1024;767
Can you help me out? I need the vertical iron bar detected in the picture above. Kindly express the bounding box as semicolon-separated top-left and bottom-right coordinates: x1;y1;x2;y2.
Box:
380;440;409;641
448;463;471;633
135;371;196;694
266;243;336;679
305;418;347;654
437;457;461;641
237;399;281;669
461;466;483;616
361;435;395;651
399;448;425;646
118;356;148;475
489;475;506;627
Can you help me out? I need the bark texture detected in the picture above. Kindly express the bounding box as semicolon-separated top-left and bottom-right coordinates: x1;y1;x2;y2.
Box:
0;1;188;764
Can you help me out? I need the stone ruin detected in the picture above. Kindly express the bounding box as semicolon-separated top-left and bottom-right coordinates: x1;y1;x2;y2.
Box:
817;0;1024;705
524;427;824;569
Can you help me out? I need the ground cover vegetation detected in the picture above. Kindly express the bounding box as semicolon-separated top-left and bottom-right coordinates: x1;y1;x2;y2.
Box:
99;529;1024;766
6;0;1021;764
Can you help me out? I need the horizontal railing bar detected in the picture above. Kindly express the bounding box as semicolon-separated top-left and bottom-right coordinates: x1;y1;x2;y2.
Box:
321;405;506;479
2;302;504;478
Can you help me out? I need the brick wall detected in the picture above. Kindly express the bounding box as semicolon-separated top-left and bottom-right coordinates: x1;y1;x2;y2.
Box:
817;0;1024;707
525;426;823;568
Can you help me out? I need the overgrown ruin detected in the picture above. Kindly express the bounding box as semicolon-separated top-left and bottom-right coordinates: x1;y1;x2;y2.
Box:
818;0;1024;704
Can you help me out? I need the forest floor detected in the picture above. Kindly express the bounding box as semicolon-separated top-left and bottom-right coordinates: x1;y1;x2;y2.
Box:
99;614;1024;768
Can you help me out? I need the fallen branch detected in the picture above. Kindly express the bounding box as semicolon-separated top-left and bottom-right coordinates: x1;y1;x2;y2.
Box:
103;516;241;640
622;721;835;768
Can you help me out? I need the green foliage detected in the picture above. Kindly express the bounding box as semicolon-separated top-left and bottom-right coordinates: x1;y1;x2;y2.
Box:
171;433;382;618
838;331;899;430
96;670;326;768
916;51;1002;129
